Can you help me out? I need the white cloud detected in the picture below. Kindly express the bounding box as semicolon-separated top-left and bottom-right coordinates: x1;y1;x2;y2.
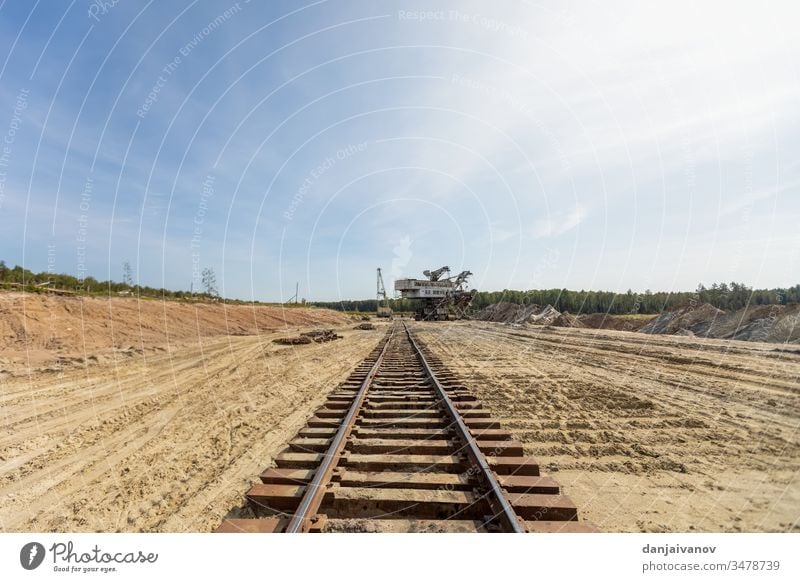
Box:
721;178;800;216
532;205;587;238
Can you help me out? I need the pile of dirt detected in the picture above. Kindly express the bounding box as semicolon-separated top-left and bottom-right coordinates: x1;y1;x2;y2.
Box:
552;312;584;328
639;303;724;335
578;313;654;331
0;292;350;369
529;304;563;325
474;299;799;343
354;323;376;330
700;304;800;343
473;302;581;328
473;302;529;323
639;303;800;343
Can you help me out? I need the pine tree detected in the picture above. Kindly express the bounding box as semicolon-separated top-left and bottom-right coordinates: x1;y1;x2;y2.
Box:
201;268;218;296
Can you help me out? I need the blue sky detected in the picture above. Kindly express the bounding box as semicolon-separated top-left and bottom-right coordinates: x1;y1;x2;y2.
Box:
0;0;797;301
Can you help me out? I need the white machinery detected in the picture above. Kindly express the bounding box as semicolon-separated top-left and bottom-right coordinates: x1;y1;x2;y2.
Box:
394;266;476;321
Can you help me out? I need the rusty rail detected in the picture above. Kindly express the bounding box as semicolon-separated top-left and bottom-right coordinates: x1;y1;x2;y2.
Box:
285;327;395;533
217;320;595;533
401;321;525;532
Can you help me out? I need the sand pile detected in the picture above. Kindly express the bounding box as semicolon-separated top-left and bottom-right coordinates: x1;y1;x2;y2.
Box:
552;312;584;328
474;303;582;327
694;304;800;342
474;302;529;323
639;303;725;335
528;304;562;325
476;300;798;343
640;303;799;343
577;313;653;331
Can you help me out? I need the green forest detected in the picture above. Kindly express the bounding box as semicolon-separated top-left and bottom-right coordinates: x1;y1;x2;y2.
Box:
313;282;799;315
1;260;797;314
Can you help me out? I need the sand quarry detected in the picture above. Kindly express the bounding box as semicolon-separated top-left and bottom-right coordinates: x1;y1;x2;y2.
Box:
1;293;798;532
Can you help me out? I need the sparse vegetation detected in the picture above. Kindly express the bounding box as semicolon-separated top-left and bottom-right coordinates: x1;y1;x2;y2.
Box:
0;260;291;305
1;261;796;315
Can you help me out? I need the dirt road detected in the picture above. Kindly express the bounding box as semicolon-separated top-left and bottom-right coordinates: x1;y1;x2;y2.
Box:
0;326;383;532
415;322;800;532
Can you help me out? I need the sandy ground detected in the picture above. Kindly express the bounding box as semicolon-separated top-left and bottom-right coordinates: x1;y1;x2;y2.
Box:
0;323;384;532
414;322;800;532
0;292;350;372
3;301;797;533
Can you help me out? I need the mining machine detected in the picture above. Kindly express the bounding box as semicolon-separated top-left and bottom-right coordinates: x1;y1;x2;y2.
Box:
394;266;476;321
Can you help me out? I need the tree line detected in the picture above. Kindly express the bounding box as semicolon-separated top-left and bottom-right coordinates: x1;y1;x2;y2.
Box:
311;282;799;315
2;260;796;314
468;282;798;314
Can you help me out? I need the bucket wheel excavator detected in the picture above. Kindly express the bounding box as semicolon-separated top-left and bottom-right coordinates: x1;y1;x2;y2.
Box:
394;266;476;321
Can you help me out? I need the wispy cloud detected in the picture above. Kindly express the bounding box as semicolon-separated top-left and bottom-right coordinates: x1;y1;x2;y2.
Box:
722;178;800;216
532;206;587;239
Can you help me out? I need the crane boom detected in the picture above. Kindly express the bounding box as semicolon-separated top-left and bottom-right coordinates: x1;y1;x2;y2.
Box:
376;268;393;318
422;266;450;281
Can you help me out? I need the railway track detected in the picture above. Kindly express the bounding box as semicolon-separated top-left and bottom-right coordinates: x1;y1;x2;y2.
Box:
216;321;595;533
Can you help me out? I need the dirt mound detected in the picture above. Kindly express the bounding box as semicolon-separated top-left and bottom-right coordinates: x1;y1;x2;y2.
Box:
528;304;562;325
462;298;797;343
640;303;800;343
473;302;528;323
551;312;584;328
0;292;350;370
702;304;800;342
474;302;566;326
578;313;654;331
639;303;725;335
476;302;659;331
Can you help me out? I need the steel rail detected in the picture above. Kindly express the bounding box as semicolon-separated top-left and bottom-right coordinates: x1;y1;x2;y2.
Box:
285;325;396;532
402;321;526;533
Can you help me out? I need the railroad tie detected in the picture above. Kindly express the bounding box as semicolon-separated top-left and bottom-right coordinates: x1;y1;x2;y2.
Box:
216;321;597;533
